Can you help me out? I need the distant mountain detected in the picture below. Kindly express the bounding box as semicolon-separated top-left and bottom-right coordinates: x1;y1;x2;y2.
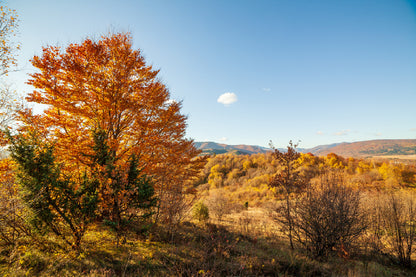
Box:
304;143;344;154
194;141;272;155
308;139;416;158
195;139;416;158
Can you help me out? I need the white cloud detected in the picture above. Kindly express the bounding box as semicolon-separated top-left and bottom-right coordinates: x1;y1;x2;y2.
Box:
411;128;416;132
334;130;350;136
374;132;382;136
217;92;238;106
262;88;271;92
219;137;228;142
316;131;324;135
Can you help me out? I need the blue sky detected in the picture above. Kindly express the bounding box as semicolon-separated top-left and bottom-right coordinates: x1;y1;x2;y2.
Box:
7;0;416;148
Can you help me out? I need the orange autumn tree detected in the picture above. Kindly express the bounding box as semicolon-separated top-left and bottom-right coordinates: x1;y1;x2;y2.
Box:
20;33;204;231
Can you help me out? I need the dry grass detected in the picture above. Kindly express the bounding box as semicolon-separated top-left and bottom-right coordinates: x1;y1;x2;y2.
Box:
0;208;414;276
1;188;416;276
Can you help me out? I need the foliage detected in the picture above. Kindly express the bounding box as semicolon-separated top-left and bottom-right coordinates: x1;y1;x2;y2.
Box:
88;128;158;243
21;32;204;214
193;152;278;207
194;152;416;203
192;151;416;266
15;32;206;241
0;158;31;245
8;131;99;251
361;146;416;156
192;201;209;223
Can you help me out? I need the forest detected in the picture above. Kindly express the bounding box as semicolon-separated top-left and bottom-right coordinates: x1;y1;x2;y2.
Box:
1;5;416;276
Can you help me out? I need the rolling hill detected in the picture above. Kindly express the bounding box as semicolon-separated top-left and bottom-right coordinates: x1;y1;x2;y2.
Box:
309;139;416;158
195;139;416;158
194;142;272;155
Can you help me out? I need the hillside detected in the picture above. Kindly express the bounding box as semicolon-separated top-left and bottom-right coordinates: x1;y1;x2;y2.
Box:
194;141;272;155
309;139;416;158
195;139;416;158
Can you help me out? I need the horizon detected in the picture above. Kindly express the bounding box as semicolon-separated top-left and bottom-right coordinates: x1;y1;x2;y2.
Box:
195;138;416;150
7;0;416;148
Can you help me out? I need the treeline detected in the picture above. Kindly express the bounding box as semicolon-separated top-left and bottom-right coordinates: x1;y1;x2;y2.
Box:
193;150;416;206
361;145;416;155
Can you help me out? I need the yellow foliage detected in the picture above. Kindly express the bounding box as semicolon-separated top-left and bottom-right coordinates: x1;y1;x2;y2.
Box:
324;153;345;169
243;160;252;171
378;162;402;183
356;161;371;174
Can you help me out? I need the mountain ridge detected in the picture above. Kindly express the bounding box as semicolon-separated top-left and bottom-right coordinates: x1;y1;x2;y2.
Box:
194;141;272;155
195;139;416;158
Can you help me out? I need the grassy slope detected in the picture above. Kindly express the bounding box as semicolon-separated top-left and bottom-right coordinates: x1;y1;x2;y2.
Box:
0;218;413;277
2;153;416;276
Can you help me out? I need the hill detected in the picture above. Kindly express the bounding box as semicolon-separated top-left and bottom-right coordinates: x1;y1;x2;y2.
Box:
195;139;416;158
309;139;416;158
194;141;272;155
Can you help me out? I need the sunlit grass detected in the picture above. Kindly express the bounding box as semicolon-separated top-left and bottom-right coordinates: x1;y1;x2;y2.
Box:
0;209;414;276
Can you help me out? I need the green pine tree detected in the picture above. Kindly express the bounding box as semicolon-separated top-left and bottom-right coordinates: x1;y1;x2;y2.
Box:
9;131;99;251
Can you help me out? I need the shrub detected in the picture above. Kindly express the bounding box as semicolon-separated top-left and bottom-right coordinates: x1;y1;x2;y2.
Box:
0;159;31;246
206;189;232;222
368;191;416;268
9;132;98;251
192;201;209;223
294;172;366;259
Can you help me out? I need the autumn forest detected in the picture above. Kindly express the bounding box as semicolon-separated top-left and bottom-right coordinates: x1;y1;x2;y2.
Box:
1;4;416;277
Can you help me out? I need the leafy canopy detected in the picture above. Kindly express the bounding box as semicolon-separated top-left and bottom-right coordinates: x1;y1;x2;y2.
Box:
21;32;204;190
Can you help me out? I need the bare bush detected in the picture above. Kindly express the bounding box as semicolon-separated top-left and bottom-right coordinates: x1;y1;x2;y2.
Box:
0;160;31;246
157;187;197;237
206;189;232;223
367;191;416;268
294;172;366;259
